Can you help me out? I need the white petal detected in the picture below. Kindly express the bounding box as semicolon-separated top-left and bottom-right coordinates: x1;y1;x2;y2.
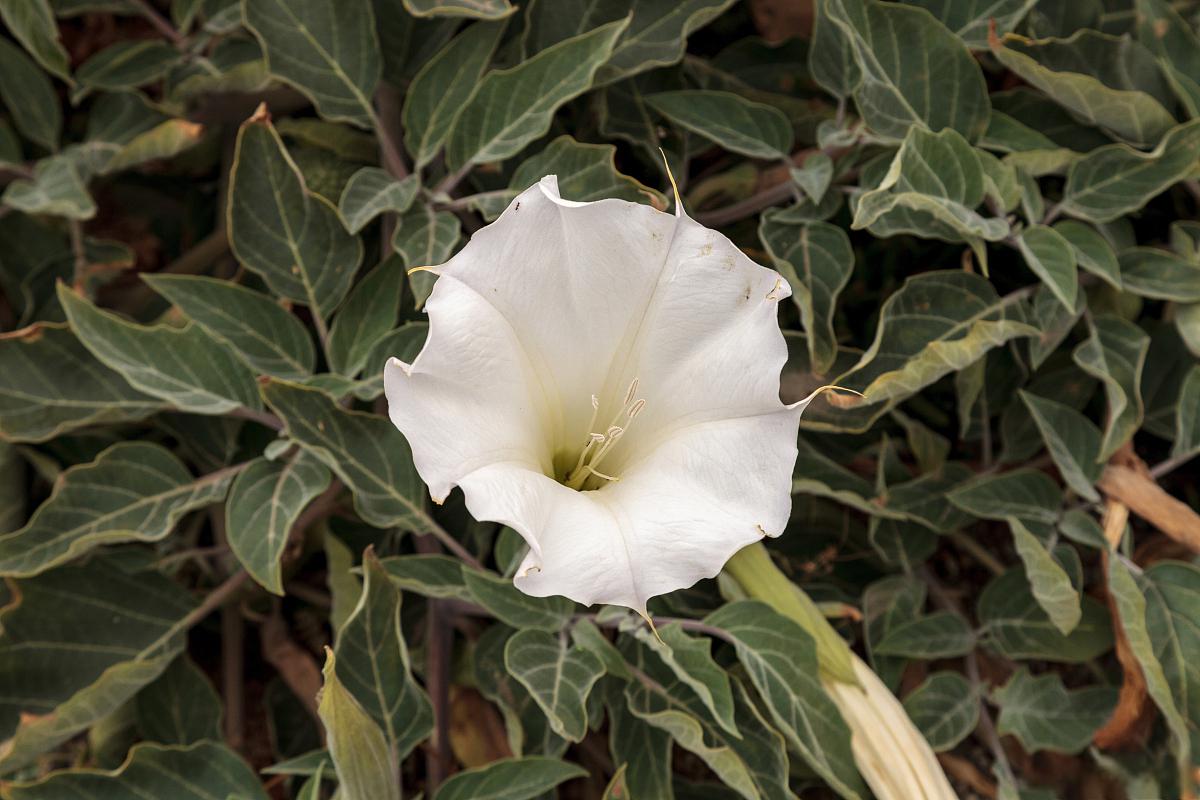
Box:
434;176;681;444
387;176;800;610
450;407;799;611
384;275;551;502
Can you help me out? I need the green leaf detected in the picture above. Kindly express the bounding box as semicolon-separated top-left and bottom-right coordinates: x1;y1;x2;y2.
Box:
1008;517;1082;636
467;135;663;221
901;672;978;752
874;611;975;658
462;567;575;632
1118;247;1200;302
317;648;400;800
823;0;990;141
380;553;472;600
1072;314;1150;461
435;756;587;800
74;41;179;98
1019;391;1102;502
1053;219;1122;289
571;619;631;681
948;468;1063;525
338;168;419;234
0;37;61;150
836;271;1035;407
633;623;738;737
790;153;834;204
0;442;236;577
143;274;316;380
403;0;515;19
391;204;460;307
992;667;1118;754
325;529;362;633
336;550;434;761
260;379;438;532
327;257;403;376
809;0;860;99
403;19;507;168
473;624;568;757
446;19;628;168
1135;0;1200;117
6;742;268;800
2;155;95;220
0;0;70;81
1104;556;1190;782
134;656;223;746
977;568;1113;663
1173;366;1200;459
244;0;380;127
646;90;792;159
1016;224;1078;311
864;575;926;689
0;561;194;772
601;763;628;800
594;0;735;84
792;438;878;515
853;127;1009;260
704;600;866;800
226;451;331;594
504;629;605;742
1142;561;1200;781
57;284;262;415
989;30;1178;147
624;670;793;800
228;112;363;321
0;323;161;442
103;118;207;174
1060;119;1200;223
903;0;1036;48
882;463;976;533
606;689;671;797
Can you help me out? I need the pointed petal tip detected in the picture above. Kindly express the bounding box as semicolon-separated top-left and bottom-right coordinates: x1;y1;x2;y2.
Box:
385;356;413;377
657;147;685;219
535;174;589;208
787;384;864;414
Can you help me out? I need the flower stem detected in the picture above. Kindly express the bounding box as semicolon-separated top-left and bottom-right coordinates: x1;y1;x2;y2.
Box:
723;542;857;685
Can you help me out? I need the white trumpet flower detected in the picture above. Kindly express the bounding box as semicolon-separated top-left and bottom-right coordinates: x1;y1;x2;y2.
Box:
385;175;818;612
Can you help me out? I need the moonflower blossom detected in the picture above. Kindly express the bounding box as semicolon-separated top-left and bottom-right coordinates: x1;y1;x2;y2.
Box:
386;175;822;612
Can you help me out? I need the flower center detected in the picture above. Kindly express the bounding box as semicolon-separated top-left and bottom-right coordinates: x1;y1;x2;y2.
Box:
563;378;645;491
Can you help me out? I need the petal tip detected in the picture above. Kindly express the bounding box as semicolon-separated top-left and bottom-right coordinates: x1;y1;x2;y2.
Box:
535;174;589;208
385;356;413;377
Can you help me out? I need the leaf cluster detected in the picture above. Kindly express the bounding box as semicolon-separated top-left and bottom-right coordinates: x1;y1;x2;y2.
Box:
0;1;1198;798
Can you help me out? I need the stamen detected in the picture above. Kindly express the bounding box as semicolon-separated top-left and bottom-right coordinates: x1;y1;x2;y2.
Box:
564;379;647;491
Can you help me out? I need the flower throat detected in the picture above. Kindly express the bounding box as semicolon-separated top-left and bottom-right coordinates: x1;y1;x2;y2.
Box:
562;378;645;491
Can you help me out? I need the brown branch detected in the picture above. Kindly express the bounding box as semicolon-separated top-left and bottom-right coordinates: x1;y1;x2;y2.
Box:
130;0;186;47
68;221;88;294
229;406;285;431
417;535;452;789
108;228;231;314
1098;465;1200;553
373;86;409;181
261;604;323;723
693;180;796;227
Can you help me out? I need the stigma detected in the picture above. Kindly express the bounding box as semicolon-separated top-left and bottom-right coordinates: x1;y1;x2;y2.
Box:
564;378;645;491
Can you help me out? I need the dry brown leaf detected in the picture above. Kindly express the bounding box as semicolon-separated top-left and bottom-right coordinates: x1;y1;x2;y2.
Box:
448;686;512;768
